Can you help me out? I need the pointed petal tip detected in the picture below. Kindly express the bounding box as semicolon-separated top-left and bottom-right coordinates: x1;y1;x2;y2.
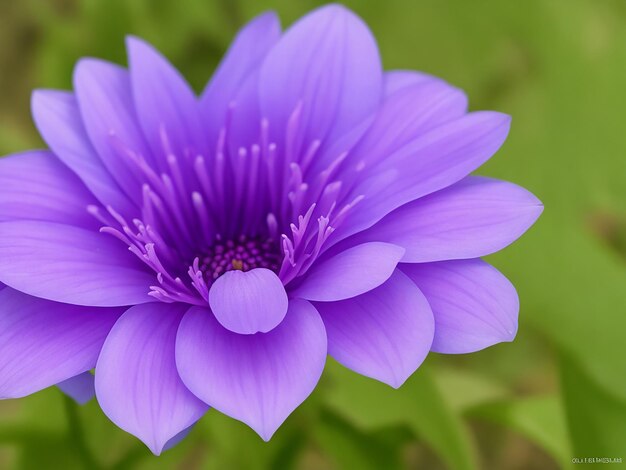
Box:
467;111;512;137
488;110;512;122
125;35;159;64
30;88;67;117
144;439;163;456
359;360;422;390
375;370;409;390
387;376;406;390
257;423;277;442
514;186;543;228
432;326;518;355
72;57;131;105
528;202;544;226
124;34;145;50
300;3;375;39
497;113;512;137
246;408;289;442
477;323;518;351
251;10;281;29
136;422;194;456
72;57;114;81
346;364;410;390
480;110;512;129
504;319;519;343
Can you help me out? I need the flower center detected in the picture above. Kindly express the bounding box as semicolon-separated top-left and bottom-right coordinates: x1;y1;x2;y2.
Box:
94;104;365;306
199;236;281;281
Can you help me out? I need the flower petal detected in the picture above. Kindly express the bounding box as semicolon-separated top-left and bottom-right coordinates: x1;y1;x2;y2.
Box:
96;303;208;455
402;259;519;353
208;268;288;334
0;220;153;306
176;299;327;441
162;425;194;453
0;287;123;398
383;70;440;96
348;77;467;167
315;270;434;388
341;112;511;239
259;4;382;164
73;58;154;201
126;36;206;160
201;12;280;147
0;150;99;229
292;242;404;302
31;90;135;216
353;176;543;262
57;372;95;405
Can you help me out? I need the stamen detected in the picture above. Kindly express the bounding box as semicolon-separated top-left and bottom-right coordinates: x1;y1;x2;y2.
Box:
232;259;244;270
94;102;361;305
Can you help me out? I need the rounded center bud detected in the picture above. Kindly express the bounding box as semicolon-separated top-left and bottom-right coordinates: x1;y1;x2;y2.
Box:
200;235;281;281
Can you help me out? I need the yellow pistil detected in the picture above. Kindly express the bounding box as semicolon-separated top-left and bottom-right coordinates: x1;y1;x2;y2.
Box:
232;259;244;270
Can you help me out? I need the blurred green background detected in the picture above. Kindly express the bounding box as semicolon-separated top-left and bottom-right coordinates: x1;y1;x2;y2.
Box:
1;0;626;468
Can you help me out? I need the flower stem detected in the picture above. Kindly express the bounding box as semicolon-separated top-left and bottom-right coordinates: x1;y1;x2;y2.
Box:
63;395;100;470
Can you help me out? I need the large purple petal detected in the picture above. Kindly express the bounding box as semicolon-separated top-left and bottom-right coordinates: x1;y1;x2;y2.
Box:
339;112;511;240
0;288;122;398
126;36;206;161
351;176;543;262
292;242;404;302
208;268;288;334
402;260;519;354
0;150;99;229
347;77;467;167
259;4;382;167
315;270;434;388
176;299;327;440
73;58;154;201
30;90;135;216
0;220;154;306
201;12;280;148
96;303;208;455
57;372;95;405
225;70;265;153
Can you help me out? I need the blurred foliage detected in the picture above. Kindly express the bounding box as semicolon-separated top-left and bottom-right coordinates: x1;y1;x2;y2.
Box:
1;0;626;468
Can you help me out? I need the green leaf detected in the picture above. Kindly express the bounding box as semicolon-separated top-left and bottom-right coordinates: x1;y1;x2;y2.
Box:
479;0;626;404
434;367;509;412
197;407;311;470
323;359;477;470
17;438;82;470
313;409;405;470
560;354;626;458
467;396;571;468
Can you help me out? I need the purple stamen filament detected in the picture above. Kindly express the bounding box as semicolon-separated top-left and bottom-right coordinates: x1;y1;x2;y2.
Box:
91;103;365;305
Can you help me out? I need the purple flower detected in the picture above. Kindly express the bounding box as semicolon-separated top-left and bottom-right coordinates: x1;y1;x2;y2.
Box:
0;4;542;454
